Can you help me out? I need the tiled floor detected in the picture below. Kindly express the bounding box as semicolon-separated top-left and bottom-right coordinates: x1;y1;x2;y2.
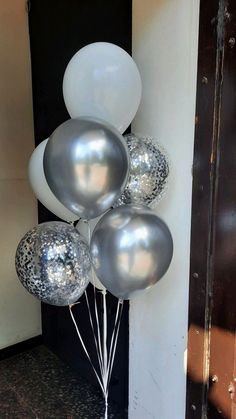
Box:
0;345;126;418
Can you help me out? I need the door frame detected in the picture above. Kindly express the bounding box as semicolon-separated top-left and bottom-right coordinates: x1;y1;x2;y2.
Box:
186;0;236;417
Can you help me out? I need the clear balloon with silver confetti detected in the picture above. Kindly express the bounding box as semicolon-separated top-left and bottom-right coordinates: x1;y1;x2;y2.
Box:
15;222;91;306
114;133;170;208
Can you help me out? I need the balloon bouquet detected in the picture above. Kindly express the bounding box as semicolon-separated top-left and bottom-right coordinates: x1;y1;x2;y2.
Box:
15;42;173;417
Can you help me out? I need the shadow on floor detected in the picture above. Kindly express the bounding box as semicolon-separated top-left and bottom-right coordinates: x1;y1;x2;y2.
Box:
0;345;126;418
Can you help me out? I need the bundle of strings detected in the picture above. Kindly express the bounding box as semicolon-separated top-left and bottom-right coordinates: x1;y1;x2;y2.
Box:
69;221;124;419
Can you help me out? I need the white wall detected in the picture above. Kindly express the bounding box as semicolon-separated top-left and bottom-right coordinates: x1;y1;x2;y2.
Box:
130;1;200;418
0;0;41;349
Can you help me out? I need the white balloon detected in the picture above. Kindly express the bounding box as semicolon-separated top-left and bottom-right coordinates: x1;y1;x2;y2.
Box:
76;217;106;291
63;42;142;134
28;140;78;222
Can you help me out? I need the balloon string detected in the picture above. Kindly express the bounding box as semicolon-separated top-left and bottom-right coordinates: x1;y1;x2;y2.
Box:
109;306;123;386
72;220;124;419
104;394;108;419
93;286;104;373
75;219;104;374
84;290;103;375
69;304;105;393
69;294;124;419
107;299;123;375
107;299;124;388
102;289;108;391
85;220;104;377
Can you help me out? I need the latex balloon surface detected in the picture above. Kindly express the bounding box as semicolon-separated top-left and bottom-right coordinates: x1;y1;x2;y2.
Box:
114;134;170;208
63;42;142;133
90;205;173;299
76;217;106;291
15;222;91;306
28;140;78;222
43;118;130;220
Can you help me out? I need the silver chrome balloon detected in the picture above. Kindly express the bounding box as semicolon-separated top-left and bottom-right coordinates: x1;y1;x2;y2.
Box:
90;205;173;299
114;134;169;208
15;222;91;306
43;118;130;220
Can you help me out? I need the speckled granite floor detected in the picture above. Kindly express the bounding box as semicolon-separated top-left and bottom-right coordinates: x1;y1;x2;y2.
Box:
0;345;126;419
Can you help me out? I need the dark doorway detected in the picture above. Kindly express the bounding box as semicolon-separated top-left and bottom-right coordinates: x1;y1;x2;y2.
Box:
28;0;131;413
186;1;236;418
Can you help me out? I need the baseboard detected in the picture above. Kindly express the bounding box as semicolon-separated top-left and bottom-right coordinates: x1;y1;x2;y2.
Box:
0;335;43;361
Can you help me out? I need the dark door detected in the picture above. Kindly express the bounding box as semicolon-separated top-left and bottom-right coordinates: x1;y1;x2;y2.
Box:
28;0;131;412
186;1;236;418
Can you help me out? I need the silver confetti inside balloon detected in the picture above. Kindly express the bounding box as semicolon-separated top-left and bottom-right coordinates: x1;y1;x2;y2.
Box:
114;133;170;208
91;205;173;300
15;222;91;306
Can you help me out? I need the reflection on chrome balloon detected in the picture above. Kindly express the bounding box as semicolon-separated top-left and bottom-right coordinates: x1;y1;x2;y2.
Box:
44;118;130;220
90;205;173;300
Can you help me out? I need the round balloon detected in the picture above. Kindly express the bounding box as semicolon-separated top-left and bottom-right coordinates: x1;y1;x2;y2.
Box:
63;42;142;133
28;140;78;222
114;134;170;208
44;118;130;220
90;205;173;299
15;222;91;306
